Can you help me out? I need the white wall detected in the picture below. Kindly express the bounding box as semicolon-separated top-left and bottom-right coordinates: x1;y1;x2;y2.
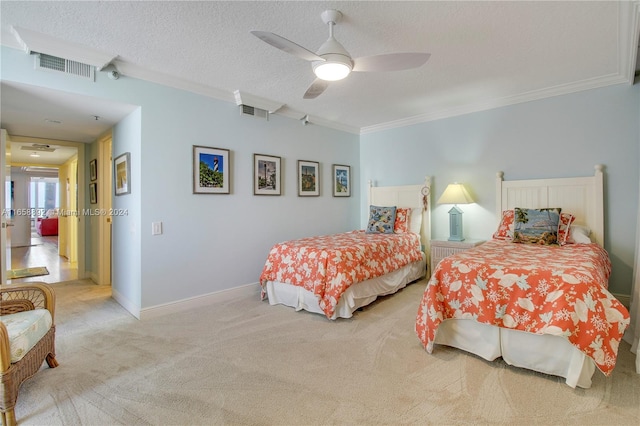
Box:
360;83;640;297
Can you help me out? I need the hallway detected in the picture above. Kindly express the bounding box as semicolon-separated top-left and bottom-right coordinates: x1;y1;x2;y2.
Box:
9;232;78;284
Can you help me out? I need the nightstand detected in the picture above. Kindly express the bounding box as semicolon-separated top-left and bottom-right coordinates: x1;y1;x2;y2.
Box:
430;239;485;271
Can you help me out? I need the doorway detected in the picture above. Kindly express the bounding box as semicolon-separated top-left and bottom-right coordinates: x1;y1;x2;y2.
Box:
2;135;87;284
9;160;79;283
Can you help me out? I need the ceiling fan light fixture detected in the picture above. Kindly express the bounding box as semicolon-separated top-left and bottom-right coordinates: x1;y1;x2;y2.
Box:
313;53;352;81
313;35;352;81
314;61;351;81
252;9;429;98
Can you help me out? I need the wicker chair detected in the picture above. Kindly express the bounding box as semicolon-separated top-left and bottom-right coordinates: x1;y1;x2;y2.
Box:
0;282;58;426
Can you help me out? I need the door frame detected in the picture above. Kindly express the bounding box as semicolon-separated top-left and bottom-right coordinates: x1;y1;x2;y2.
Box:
1;129;10;283
96;133;112;285
4;135;86;281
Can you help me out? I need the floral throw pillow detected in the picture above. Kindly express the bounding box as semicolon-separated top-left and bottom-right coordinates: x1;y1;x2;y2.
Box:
492;209;514;240
557;212;576;246
366;205;397;234
394;208;410;233
513;207;561;245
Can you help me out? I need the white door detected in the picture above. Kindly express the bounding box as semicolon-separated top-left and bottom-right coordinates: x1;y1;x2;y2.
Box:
1;129;12;283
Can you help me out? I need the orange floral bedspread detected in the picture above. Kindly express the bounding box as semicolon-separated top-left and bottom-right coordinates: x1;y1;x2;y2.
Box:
260;230;423;318
415;239;630;376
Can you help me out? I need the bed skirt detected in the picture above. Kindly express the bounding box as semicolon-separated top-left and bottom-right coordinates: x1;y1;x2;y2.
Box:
264;256;426;320
433;319;596;388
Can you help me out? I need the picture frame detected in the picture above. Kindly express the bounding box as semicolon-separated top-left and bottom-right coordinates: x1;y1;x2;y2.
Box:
333;164;351;197
193;145;230;194
254;154;281;196
89;159;97;181
114;152;131;196
89;182;98;204
297;160;320;197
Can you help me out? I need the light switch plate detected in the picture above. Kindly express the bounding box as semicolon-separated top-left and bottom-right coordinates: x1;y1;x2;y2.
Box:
152;221;162;235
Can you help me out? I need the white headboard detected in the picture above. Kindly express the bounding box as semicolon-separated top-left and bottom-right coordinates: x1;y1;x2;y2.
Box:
496;165;604;246
368;176;432;263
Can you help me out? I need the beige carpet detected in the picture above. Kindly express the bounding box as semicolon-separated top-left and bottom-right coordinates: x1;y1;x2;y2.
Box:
13;279;640;425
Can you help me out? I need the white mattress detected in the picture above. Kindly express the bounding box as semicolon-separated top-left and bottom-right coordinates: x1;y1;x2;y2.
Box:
265;256;426;320
434;319;596;388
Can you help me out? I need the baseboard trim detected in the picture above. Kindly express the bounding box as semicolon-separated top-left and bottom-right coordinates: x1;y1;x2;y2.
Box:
139;282;260;320
112;287;141;320
131;284;630;321
87;271;99;284
613;292;630;309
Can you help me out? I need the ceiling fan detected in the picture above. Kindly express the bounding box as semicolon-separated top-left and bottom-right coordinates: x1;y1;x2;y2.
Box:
251;9;431;99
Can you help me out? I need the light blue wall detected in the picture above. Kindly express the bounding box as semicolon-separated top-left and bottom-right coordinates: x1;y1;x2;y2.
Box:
3;43;637;303
360;83;640;296
84;141;99;274
1;46;360;313
112;109;142;313
133;84;360;309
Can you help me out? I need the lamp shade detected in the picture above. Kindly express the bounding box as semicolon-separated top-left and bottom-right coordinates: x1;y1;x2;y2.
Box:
437;183;474;205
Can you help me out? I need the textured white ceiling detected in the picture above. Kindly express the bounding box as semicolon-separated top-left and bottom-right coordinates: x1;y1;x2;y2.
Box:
1;1;638;141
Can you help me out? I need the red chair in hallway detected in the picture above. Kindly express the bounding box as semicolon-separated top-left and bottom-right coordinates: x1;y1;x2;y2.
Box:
36;217;58;236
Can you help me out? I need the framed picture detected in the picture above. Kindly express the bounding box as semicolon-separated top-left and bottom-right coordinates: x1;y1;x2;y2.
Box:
89;159;97;181
114;152;131;196
254;154;281;195
297;160;319;197
193;145;230;194
333;164;351;197
89;182;98;204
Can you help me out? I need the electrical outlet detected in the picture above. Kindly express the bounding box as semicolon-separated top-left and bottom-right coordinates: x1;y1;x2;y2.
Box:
152;221;162;235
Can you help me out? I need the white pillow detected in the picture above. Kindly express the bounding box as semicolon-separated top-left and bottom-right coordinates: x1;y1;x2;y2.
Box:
410;208;423;236
568;225;592;244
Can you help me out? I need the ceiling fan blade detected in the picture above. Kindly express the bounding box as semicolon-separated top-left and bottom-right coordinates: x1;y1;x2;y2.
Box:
250;31;325;62
303;79;330;99
352;52;431;72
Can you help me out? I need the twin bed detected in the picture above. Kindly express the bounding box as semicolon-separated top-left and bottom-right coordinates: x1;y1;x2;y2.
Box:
260;178;431;319
416;165;630;388
259;166;630;388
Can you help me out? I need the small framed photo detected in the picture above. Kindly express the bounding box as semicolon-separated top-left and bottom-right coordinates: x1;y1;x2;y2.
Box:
333;164;351;197
193;145;230;194
89;182;98;204
254;154;281;196
298;160;319;197
114;152;131;196
89;159;97;181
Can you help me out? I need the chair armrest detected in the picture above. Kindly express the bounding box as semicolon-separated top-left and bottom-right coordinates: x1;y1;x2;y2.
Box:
0;321;10;372
0;282;56;321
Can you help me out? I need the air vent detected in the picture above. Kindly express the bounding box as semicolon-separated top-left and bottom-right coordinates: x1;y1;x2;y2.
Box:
20;144;56;153
239;104;269;120
35;53;95;80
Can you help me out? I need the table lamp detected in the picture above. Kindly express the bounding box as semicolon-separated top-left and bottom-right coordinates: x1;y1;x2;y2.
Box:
437;182;474;241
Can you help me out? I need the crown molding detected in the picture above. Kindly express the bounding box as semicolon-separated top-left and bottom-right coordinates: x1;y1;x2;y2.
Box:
115;61;361;134
11;26;116;69
360;73;629;135
619;1;640;84
233;90;283;113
